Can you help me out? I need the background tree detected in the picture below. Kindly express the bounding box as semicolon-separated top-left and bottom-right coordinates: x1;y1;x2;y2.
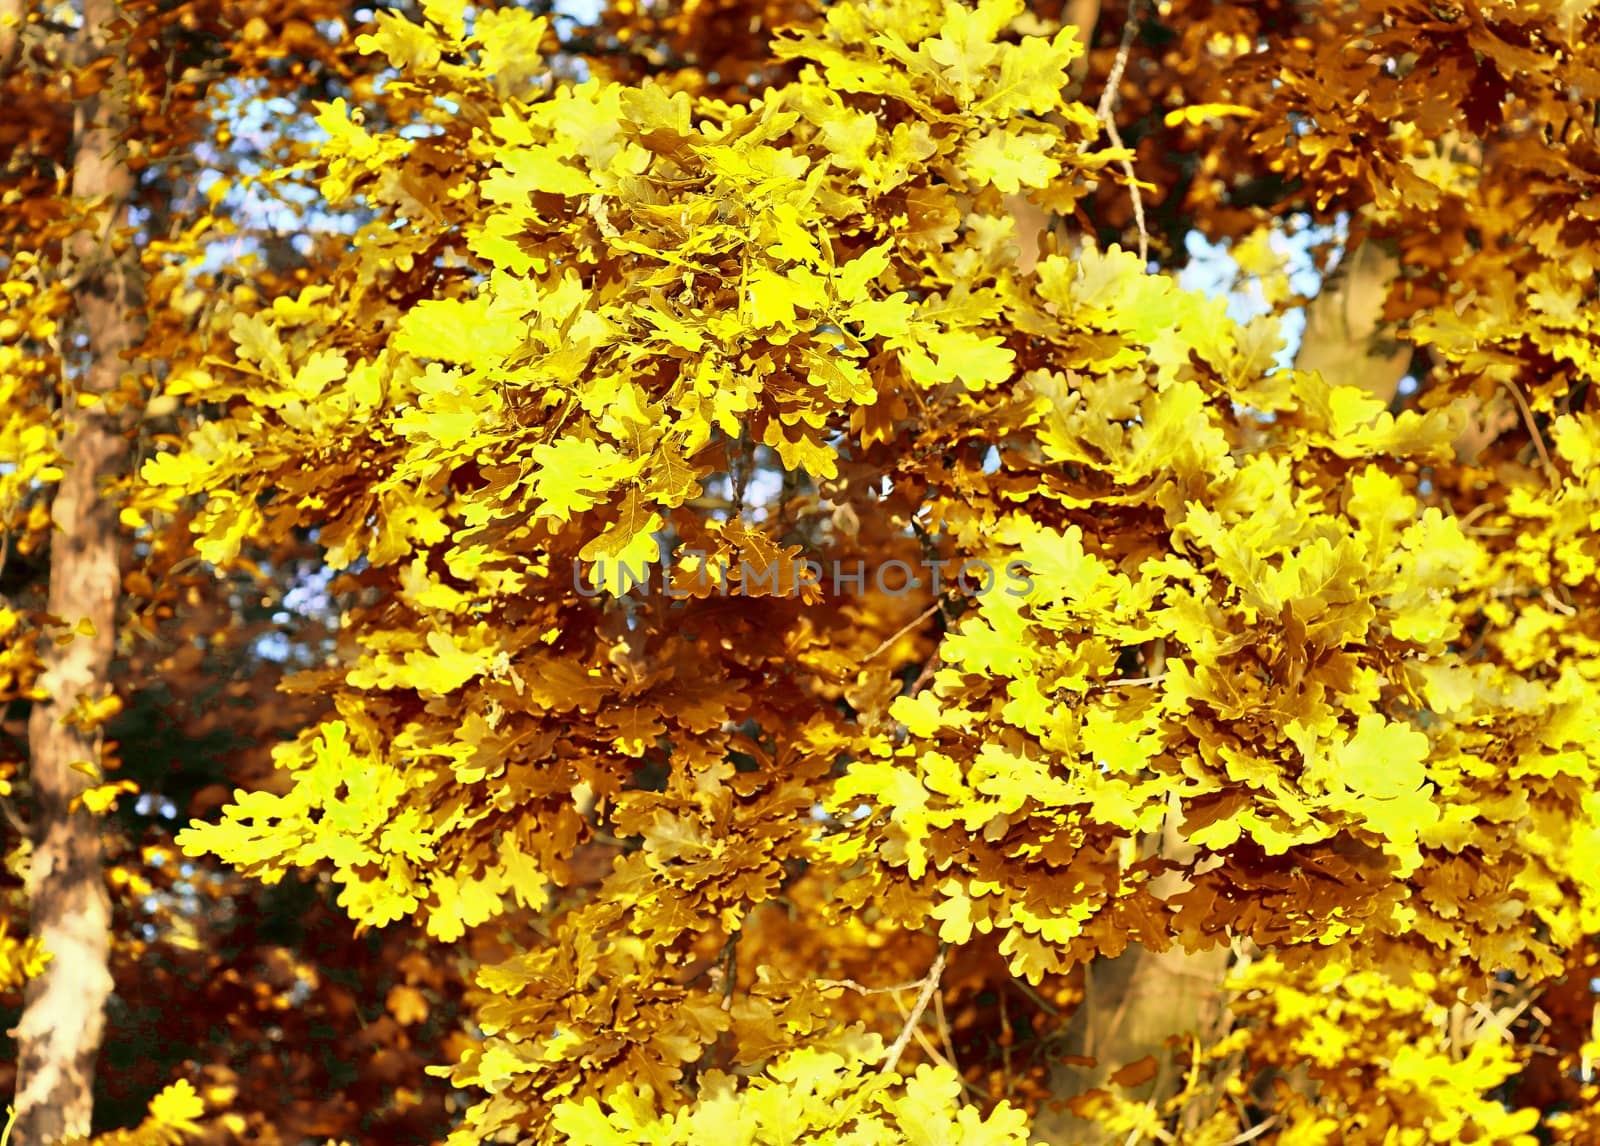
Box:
2;0;469;1140
7;0;145;1134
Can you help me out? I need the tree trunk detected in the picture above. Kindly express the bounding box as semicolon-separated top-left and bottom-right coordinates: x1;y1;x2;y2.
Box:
11;0;142;1140
0;0;24;80
1036;813;1233;1143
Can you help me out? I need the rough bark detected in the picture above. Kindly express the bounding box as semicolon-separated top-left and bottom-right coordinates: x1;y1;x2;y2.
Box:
0;0;23;81
11;0;142;1140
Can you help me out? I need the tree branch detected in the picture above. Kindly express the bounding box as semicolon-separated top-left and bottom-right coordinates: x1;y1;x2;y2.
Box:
1097;1;1149;263
881;944;947;1076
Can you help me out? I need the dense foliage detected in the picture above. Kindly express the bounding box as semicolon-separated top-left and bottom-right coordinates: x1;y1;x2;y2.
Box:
5;0;1600;1143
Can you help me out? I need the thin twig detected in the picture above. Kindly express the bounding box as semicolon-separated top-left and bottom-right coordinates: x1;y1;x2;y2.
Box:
882;945;947;1075
863;599;943;666
1122;1101;1175;1145
1469;997;1531;1042
719;930;739;1011
1097;1;1149;264
1542;588;1576;616
1100;673;1168;688
1498;378;1558;482
818;975;929;996
1008;976;1061;1016
888;987;986;1097
909;1022;955;1073
934;982;959;1080
906;652;942;697
998;985;1013;1094
1216;1116;1280;1146
1455;501;1498;527
0;797;28;839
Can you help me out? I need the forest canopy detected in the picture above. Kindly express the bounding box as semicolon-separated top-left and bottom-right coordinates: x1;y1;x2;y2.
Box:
4;0;1600;1143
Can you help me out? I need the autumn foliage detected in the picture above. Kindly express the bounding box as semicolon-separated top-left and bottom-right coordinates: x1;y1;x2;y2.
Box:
5;0;1600;1143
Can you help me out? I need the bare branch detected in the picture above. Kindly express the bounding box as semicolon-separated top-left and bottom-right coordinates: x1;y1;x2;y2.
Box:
862;599;943;667
1098;2;1149;264
881;945;947;1076
1499;378;1558;484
